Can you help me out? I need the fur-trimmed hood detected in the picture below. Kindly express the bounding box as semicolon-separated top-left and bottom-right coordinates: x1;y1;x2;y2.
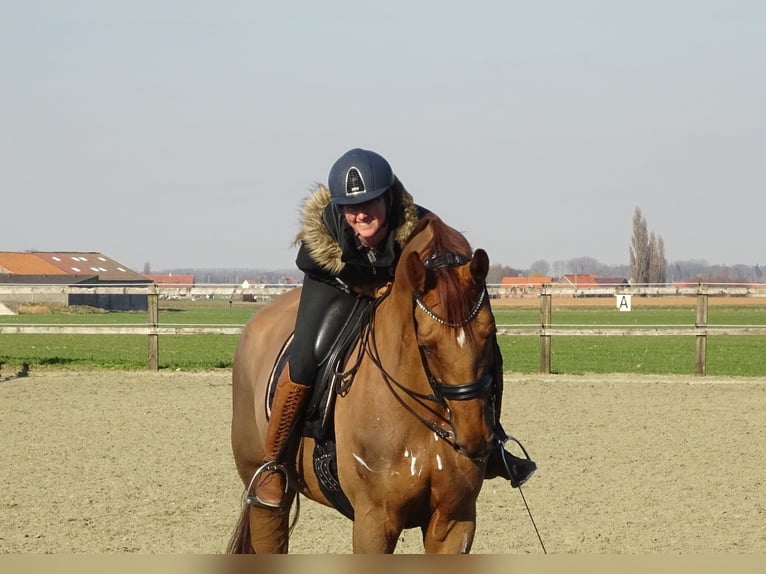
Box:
294;178;422;276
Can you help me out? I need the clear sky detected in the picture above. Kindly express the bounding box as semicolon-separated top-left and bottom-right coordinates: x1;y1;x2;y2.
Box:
2;1;764;272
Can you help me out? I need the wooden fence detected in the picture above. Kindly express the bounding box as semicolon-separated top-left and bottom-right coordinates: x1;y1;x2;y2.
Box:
498;288;766;376
2;283;766;374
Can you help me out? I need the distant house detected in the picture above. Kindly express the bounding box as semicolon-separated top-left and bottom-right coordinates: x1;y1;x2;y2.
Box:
0;251;150;311
500;276;552;288
556;274;598;287
499;276;552;297
556;274;628;297
594;277;629;288
145;273;195;288
144;273;196;300
241;279;264;289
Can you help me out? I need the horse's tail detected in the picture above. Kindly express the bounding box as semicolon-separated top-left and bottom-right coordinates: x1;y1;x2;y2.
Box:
226;502;255;554
225;496;302;554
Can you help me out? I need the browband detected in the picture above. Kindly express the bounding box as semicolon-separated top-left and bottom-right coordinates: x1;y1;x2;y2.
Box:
423;252;470;270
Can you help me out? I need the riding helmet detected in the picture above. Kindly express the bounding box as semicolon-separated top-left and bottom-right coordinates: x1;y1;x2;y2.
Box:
328;148;395;205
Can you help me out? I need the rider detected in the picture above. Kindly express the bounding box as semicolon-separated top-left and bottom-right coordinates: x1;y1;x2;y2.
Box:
252;147;537;508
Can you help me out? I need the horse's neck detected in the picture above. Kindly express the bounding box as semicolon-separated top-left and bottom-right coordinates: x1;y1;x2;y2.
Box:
368;293;430;394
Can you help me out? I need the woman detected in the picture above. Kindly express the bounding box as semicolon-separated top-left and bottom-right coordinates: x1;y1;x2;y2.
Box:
253;148;536;508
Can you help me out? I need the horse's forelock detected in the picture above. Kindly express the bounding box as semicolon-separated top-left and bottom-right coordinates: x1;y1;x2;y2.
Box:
403;215;480;329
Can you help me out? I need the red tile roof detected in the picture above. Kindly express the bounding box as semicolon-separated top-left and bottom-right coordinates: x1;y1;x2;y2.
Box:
500;276;552;287
558;274;598;286
0;252;147;282
145;273;195;287
0;252;63;275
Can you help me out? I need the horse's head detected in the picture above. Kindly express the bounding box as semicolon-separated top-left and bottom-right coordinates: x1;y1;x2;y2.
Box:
393;214;498;459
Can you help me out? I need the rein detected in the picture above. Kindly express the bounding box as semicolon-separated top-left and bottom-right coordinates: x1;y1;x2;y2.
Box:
365;301;458;444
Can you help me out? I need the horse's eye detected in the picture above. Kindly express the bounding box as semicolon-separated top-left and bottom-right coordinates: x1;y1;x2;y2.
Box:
420;345;435;357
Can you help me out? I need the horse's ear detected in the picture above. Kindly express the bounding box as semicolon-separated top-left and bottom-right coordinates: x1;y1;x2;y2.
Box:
404;250;427;292
470;249;490;282
404;251;438;293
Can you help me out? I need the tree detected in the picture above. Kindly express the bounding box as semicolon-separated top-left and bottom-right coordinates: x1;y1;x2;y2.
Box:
629;207;650;283
648;233;667;283
142;261;152;275
529;259;550;276
630;207;668;285
486;264;521;285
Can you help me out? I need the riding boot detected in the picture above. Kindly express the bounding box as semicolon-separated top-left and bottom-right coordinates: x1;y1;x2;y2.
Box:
484;446;537;488
485;337;537;487
252;370;311;508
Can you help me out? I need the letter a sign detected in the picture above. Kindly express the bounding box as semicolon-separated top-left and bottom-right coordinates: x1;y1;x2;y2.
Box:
616;294;632;312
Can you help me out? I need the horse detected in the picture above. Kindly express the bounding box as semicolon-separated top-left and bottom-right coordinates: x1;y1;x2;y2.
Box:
228;213;501;553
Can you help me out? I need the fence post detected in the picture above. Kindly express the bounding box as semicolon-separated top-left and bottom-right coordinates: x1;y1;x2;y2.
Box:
695;286;708;376
147;284;159;371
539;287;552;374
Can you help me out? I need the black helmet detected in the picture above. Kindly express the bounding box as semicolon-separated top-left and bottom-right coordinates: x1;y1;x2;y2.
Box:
328;148;395;205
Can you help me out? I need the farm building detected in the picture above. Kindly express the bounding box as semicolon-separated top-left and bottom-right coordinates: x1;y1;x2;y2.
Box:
499;276;553;298
0;251;151;312
498;275;629;298
556;274;629;288
144;273;195;288
144;273;196;299
556;274;629;297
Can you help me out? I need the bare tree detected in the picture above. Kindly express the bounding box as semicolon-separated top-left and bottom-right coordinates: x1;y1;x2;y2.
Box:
648;233;667;283
486;264;521;285
629;207;650;283
529;259;550;276
630;207;669;284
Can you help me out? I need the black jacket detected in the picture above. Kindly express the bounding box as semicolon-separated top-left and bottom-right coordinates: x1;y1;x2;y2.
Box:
294;178;427;292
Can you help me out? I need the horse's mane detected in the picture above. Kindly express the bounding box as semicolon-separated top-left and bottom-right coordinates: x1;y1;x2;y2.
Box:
404;214;480;329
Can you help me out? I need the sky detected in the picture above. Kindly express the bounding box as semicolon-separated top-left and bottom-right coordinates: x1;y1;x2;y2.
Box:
2;1;764;273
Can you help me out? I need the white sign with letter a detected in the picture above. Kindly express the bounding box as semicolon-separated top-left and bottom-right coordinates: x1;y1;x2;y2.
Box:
616;294;632;312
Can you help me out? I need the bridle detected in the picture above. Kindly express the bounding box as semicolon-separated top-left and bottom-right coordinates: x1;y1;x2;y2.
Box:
342;251;496;447
413;252;494;402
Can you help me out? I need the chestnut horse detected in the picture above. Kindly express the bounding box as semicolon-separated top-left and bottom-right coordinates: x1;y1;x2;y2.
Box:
228;213;500;553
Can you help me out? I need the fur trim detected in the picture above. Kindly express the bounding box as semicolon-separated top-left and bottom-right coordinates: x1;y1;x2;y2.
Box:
294;185;344;274
295;180;420;274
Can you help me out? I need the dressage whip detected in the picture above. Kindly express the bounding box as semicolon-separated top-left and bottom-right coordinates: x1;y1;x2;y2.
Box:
516;484;547;554
498;436;547;553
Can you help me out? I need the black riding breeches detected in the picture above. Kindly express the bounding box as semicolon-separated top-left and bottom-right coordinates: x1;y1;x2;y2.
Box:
289;275;355;387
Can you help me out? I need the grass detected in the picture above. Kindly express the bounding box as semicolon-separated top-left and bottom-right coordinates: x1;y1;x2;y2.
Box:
0;334;239;371
2;301;765;376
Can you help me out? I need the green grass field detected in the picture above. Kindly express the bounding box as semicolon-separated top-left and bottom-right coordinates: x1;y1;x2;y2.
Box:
1;301;765;376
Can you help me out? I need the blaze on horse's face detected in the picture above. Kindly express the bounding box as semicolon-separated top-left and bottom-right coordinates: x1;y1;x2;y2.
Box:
405;246;497;459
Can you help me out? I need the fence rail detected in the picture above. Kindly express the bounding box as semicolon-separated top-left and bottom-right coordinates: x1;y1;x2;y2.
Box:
2;283;766;373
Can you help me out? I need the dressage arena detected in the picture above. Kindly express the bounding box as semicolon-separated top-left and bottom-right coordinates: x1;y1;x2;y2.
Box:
1;368;764;554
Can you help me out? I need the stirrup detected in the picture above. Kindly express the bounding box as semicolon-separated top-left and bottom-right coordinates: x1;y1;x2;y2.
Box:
498;433;532;460
244;460;289;509
497;433;536;488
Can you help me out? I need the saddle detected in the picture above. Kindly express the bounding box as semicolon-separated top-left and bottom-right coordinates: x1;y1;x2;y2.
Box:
266;295;375;520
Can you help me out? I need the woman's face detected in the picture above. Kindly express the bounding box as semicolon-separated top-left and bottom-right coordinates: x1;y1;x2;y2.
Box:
343;195;388;249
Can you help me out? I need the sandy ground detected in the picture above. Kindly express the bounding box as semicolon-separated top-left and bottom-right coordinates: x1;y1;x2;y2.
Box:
1;367;764;554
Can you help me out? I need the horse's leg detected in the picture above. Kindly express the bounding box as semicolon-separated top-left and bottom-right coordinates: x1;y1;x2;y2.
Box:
421;509;477;554
351;508;404;553
248;503;292;554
